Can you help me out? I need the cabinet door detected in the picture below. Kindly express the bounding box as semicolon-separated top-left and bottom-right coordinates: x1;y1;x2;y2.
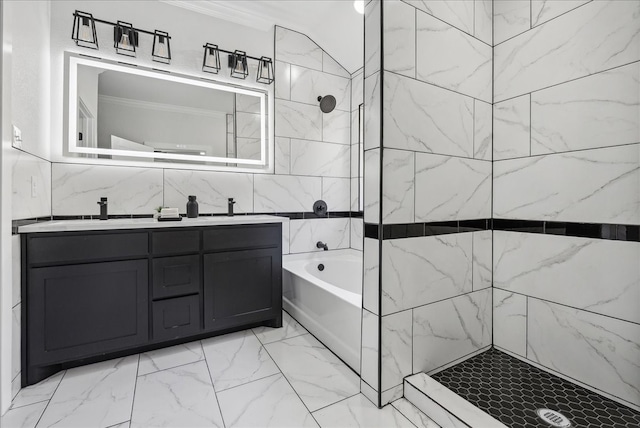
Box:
203;248;281;331
28;260;148;365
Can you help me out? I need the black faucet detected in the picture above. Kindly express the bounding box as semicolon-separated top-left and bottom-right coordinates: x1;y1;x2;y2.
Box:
316;241;328;251
228;198;236;216
97;197;108;220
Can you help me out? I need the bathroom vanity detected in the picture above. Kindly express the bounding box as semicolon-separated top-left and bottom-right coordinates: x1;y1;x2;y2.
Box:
19;216;285;386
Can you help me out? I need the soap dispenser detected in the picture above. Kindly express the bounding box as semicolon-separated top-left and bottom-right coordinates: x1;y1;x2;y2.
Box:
186;195;198;218
97;197;108;220
228;198;236;216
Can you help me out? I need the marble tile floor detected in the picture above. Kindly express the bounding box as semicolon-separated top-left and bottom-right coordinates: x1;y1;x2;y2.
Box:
3;311;439;428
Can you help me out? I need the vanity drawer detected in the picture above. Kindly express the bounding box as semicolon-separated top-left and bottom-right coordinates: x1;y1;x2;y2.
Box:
152;230;200;255
27;232;148;265
152;255;200;300
152;295;201;341
203;224;281;252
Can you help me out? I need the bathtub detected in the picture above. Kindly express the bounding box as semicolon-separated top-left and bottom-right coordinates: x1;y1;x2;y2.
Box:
282;249;362;373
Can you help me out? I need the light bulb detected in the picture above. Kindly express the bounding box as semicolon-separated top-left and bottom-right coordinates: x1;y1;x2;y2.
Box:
353;0;365;14
156;36;167;58
234;57;245;73
118;33;131;50
79;17;93;42
205;48;217;68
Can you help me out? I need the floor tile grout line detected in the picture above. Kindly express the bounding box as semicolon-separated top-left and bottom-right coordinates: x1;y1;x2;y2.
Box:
127;354;141;425
33;369;67;428
201;339;229;428
310;391;361;415
136;355;205;378
214;371;283;395
7;397;50;411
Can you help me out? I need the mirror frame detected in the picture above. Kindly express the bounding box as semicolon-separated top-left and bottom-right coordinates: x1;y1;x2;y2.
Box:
66;53;269;166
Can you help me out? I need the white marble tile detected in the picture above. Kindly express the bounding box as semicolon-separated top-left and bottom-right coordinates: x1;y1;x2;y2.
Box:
265;334;360;411
351;143;360;177
384;0;416;78
360;379;379;407
493;94;531;160
405;373;509;428
413;289;492;373
11;371;64;409
391;398;440;428
236;138;261;160
2;401;47;428
364;238;380;315
417;11;492;102
350;218;363;251
290;65;350;112
202;330;279;392
11;235;20;307
108;422;129;428
351;178;360;211
130;361;223;428
275;137;291;175
531;0;591;27
12;374;21;402
364;73;381;151
415;153;492;222
51;164;163;216
472;230;492;291
494;0;640;102
493;289;527;357
531;62;640;155
137;341;204;376
474;0;493;45
364;0;381;78
164;169;253;214
37;355;138;428
323;51;350;78
275;99;322;141
254;175;322;212
313;394;414;428
382;234;472;314
493;0;530;45
275;61;291;100
323;109;351;145
290;140;350;178
381;310;412;391
528;299;640;407
474;100;492;160
289;218;350;253
253;311;309;345
493;144;640;224
217;373;318;428
11;304;20;381
323;177;351;212
236;93;261;114
363;149;380;224
351;70;364;111
382;149;414;224
384;72;473;157
11;149;51;220
403;381;467;428
405;0;474;35
275;27;322;71
381;384;404;406
494;231;640;323
282;218;290;255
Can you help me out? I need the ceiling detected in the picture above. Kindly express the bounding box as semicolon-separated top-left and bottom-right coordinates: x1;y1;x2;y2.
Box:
161;0;364;73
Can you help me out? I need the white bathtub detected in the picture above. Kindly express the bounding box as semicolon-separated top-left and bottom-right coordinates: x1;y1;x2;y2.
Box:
282;249;362;373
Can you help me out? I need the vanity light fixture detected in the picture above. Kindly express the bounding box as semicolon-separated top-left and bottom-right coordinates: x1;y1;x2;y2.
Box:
256;56;274;84
152;30;171;64
202;43;221;74
353;0;365;14
72;11;98;49
114;21;137;57
228;50;249;79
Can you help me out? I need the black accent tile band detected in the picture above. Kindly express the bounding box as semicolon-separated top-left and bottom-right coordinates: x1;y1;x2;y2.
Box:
362;219;639;242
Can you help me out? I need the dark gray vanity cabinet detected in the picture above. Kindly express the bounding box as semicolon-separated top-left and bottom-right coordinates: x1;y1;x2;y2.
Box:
22;223;282;387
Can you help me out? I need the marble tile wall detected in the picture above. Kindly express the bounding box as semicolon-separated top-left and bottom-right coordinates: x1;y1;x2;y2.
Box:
492;1;640;408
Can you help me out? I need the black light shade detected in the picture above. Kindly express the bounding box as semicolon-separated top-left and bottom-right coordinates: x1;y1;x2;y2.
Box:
114;21;137;57
72;11;98;49
228;50;248;79
256;56;274;84
152;30;171;64
202;43;221;74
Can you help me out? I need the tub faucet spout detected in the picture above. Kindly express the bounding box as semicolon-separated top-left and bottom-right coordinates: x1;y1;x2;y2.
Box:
316;241;328;251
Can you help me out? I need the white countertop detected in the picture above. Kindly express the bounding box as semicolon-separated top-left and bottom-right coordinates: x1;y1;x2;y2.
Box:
18;215;288;233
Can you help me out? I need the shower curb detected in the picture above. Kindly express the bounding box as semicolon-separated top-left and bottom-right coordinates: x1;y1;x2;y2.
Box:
404;373;509;428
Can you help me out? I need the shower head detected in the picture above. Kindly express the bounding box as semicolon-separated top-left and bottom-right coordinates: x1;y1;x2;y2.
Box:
317;95;337;113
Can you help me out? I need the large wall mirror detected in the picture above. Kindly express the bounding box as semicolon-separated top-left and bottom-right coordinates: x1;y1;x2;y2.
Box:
67;54;269;167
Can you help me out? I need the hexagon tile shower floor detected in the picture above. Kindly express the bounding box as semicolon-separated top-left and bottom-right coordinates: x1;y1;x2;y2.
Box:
431;348;640;428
